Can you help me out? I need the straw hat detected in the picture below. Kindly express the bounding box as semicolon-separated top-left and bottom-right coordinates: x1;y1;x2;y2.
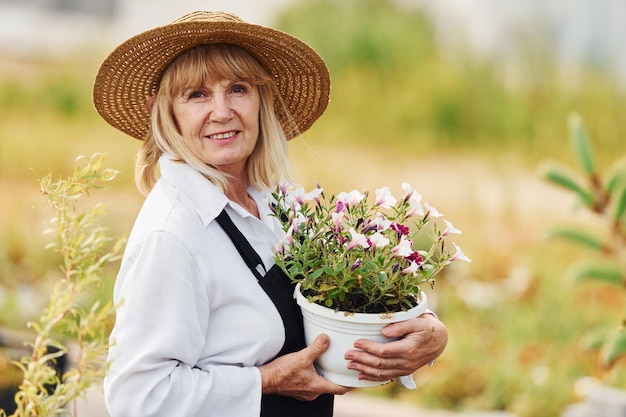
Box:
93;11;330;140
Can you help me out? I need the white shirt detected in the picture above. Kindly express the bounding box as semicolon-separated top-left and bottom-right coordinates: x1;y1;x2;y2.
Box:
104;155;286;417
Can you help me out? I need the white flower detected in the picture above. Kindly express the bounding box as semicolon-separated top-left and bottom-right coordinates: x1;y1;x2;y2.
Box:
450;243;471;263
337;190;365;206
407;192;425;217
391;236;413;257
442;220;462;236
425;202;443;218
402;260;420;275
375;187;397;208
370;231;390;248
374;213;392;231
347;227;370;250
401;182;414;199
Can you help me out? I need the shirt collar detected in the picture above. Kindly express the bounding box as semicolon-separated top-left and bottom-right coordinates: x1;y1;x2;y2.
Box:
159;155;228;226
158;154;272;227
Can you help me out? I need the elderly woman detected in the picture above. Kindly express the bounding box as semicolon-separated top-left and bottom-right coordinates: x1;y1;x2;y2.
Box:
93;11;447;417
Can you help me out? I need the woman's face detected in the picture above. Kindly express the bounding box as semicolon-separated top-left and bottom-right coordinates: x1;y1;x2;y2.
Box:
172;78;261;177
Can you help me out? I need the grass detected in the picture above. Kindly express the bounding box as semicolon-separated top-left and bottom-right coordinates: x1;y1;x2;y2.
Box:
1;1;626;415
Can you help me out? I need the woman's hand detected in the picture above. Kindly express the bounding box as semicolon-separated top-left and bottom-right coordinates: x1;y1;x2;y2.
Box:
344;313;448;382
260;334;352;400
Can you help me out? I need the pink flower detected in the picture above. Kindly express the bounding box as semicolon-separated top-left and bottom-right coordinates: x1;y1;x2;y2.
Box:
335;200;346;213
274;241;285;255
402;260;420;275
375;187;397;208
449;243;471;263
278;179;291;194
401;182;414;199
374;213;392;231
425;202;443;218
406;251;423;264
347;227;370;250
306;187;323;202
369;231;390;248
286;186;323;207
284;225;295;246
290;217;300;235
391;222;410;236
442;220;462;237
337;190;365;207
331;211;344;231
391;236;413;257
293;186;308;205
406;192;424;217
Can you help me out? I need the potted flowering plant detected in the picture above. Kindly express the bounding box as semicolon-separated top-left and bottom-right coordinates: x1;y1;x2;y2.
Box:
269;181;470;387
270;181;470;313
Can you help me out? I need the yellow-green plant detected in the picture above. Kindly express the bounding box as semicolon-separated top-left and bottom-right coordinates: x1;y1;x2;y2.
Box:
540;113;626;369
1;154;125;416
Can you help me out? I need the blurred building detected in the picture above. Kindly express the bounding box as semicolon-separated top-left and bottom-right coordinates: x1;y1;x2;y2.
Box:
1;0;626;85
413;0;626;86
0;0;290;60
0;0;114;58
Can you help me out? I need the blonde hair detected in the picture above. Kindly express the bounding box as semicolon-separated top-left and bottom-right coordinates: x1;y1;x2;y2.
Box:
135;44;296;196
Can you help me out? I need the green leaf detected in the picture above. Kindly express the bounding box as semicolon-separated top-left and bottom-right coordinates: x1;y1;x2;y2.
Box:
327;287;344;299
544;226;605;251
323;265;337;276
601;326;626;366
612;183;626;222
567;260;624;287
310;268;326;280
581;328;607;350
568;113;596;176
538;161;595;208
287;265;303;277
605;161;626;195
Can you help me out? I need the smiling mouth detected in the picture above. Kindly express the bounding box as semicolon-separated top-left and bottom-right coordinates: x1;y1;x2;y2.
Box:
206;131;237;140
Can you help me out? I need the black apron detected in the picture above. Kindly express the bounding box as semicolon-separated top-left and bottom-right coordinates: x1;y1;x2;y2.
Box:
216;210;334;417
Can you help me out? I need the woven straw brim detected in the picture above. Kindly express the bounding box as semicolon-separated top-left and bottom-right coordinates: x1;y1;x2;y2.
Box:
93;14;330;140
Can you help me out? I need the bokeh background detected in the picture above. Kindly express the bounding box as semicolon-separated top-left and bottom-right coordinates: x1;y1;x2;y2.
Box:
1;1;625;416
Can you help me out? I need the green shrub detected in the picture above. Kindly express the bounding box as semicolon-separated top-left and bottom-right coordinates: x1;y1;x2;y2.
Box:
1;154;124;417
540;113;626;369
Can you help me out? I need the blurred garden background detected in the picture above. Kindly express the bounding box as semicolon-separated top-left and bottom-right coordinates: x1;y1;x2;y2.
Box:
1;0;626;416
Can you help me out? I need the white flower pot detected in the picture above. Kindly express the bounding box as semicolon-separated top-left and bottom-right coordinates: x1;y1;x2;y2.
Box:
294;284;428;387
